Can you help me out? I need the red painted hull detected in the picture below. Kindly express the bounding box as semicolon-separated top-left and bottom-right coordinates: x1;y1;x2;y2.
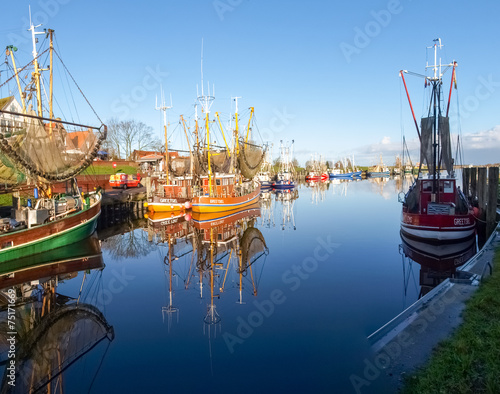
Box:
305;173;328;182
401;211;476;241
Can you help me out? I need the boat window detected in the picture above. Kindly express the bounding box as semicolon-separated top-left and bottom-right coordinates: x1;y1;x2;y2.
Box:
216;179;221;186
442;180;453;193
422;181;432;192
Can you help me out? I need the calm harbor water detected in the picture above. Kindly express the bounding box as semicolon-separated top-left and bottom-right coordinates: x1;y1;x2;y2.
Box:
2;177;443;393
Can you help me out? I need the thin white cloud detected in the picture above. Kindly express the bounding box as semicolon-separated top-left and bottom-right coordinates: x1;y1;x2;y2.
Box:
351;125;500;166
462;125;500;150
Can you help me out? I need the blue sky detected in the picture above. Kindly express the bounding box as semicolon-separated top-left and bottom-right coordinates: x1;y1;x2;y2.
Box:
2;0;500;165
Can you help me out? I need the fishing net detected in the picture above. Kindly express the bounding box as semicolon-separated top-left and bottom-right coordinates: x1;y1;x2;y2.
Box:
238;139;266;179
195;148;231;175
169;156;192;177
0;109;106;184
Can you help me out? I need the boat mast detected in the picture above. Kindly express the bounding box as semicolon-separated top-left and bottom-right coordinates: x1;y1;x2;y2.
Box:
245;107;254;143
233;96;241;156
156;90;172;185
48;29;54;120
197;40;215;196
6;46;26;113
28;10;45;117
180;115;194;177
426;39;444;195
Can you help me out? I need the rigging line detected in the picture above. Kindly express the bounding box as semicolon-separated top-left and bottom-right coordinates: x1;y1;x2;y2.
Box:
88;336;112;393
53;48;103;125
61;52;80;124
0;47;50;89
54;37;79;124
53;45;74;122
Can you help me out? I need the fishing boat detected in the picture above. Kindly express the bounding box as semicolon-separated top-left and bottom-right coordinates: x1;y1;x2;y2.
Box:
306;172;328;182
256;144;273;189
394;155;402;176
305;154;328;181
0;19;106;262
330;156;362;178
190;90;264;213
399;39;475;242
145;93;193;212
367;155;390;177
272;140;295;189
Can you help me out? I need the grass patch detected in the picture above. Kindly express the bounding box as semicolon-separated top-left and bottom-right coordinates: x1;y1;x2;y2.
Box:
81;163;138;175
403;247;500;393
0;193;13;207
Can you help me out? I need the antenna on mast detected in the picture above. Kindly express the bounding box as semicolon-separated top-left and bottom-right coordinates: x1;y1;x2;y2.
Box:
197;39;214;114
156;86;173;184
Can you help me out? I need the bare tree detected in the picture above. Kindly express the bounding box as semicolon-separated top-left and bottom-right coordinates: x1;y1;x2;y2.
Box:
104;118;162;159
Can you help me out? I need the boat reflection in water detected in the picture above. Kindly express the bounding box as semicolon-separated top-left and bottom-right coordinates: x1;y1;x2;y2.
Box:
274;189;298;231
0;235;114;393
400;232;477;298
147;204;268;333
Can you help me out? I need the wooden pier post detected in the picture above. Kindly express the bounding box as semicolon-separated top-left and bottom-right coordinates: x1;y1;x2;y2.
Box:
463;167;470;198
470;167;477;201
486;166;499;237
477;167;487;214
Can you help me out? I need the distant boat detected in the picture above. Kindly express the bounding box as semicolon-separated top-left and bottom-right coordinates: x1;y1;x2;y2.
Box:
305;153;328;182
399;39;475;242
0;18;105;262
367;155;390;177
272;140;295;189
256;143;273;189
329;156;361;178
305;172;328;182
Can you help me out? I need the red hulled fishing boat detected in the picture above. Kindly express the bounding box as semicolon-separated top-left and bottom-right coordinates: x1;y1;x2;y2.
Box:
399;39;475;242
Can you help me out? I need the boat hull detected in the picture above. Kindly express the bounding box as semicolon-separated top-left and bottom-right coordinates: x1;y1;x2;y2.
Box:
400;211;476;242
272;180;295;189
329;171;361;179
306;174;328;182
145;196;190;213
368;171;390;177
191;185;261;213
0;194;101;262
191;203;261;229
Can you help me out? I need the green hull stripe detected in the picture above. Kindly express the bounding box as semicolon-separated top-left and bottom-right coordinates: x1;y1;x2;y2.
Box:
0;212;100;262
